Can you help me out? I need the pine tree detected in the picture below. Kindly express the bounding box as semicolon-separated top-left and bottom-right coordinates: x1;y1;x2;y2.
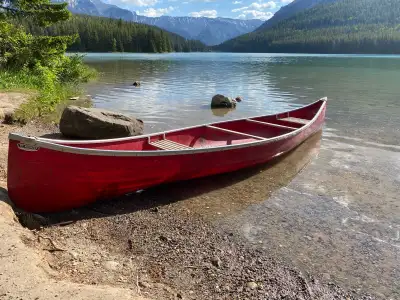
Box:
18;14;207;54
0;0;76;70
112;38;117;52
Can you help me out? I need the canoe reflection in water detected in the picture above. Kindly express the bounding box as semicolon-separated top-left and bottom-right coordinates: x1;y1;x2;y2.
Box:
211;107;236;117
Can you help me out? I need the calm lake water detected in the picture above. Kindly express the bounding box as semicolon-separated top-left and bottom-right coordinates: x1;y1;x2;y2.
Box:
84;53;400;299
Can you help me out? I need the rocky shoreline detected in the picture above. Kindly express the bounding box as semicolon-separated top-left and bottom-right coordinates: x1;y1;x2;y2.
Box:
0;93;374;299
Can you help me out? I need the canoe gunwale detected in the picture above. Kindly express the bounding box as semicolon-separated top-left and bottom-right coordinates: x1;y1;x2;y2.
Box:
9;98;327;157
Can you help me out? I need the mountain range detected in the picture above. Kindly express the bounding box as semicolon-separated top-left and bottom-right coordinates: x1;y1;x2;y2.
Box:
54;0;263;46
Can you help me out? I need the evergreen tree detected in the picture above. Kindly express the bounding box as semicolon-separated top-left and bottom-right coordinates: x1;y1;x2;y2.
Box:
0;0;81;73
20;14;207;53
216;0;400;54
112;37;117;52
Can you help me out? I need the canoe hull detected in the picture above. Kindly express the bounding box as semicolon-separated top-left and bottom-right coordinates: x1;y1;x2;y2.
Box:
8;101;326;212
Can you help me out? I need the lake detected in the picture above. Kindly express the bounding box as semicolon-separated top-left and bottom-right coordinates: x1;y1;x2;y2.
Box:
84;53;400;299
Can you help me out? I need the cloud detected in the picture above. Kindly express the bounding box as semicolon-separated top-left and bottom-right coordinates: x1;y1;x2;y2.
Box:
140;6;175;17
189;10;218;18
232;1;276;13
112;0;159;7
249;1;276;9
238;10;273;20
280;0;294;3
232;6;248;12
233;1;242;4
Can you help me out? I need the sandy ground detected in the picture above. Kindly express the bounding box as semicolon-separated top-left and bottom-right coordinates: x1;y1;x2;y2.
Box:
0;116;374;299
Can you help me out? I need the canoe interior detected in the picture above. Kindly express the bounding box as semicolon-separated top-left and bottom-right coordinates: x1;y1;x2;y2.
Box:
54;100;323;152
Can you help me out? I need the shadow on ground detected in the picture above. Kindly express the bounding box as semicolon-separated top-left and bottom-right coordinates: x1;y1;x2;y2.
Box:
41;131;323;225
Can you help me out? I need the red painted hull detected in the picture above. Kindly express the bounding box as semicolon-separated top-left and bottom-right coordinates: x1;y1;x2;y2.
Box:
8;99;326;212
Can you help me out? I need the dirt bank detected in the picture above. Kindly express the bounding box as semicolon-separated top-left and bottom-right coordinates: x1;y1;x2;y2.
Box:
0;101;374;299
0;95;146;299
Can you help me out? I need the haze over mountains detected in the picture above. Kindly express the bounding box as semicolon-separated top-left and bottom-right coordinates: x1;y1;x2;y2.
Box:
54;0;263;46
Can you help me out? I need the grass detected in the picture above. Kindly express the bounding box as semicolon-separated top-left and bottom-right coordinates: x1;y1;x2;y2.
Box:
0;66;96;123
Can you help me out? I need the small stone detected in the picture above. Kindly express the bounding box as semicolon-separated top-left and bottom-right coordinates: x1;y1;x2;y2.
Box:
127;239;133;250
133;81;141;87
235;96;243;102
159;235;171;242
70;251;79;259
69;97;79;101
151;207;160;213
322;273;331;280
247;282;258;290
103;260;120;271
211;256;222;268
139;281;152;288
177;292;183;299
304;235;312;241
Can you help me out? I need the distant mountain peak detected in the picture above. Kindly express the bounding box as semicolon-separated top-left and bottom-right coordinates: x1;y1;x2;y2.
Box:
53;0;263;45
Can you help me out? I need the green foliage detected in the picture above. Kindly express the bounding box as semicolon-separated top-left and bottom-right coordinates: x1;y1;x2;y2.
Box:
216;0;400;54
23;14;207;53
0;0;96;121
0;0;71;26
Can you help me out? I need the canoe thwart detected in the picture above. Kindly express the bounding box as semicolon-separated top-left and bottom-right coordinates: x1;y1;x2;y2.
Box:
206;125;265;140
246;119;297;130
279;117;309;125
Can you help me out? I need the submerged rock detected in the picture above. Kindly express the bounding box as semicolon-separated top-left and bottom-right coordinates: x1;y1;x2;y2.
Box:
211;94;237;108
60;106;143;139
133;81;141;87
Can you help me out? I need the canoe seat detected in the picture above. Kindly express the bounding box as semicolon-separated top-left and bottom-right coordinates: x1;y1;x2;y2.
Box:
150;139;192;151
279;117;309;125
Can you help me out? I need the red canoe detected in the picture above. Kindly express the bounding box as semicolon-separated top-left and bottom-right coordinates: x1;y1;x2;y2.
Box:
8;98;327;213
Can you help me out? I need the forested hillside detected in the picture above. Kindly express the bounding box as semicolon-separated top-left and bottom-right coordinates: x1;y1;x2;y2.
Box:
256;0;335;31
23;14;207;53
217;0;400;54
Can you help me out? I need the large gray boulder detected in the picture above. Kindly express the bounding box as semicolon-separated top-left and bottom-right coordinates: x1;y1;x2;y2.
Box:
60;106;143;139
211;94;237;108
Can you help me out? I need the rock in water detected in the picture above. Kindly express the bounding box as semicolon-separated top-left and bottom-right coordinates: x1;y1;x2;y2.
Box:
211;94;237;108
133;81;141;87
60;106;143;139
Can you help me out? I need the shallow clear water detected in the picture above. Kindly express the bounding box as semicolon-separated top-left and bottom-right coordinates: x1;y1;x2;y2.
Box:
84;53;400;298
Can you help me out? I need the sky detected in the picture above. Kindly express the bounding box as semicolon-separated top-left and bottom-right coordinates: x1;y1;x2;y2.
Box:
102;0;295;20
